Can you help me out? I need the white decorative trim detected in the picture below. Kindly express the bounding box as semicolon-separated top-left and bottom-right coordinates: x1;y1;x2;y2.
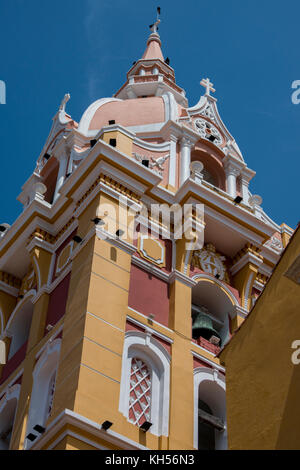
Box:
25;339;61;449
243;272;255;310
191;350;225;373
33;264;72;305
0;369;24;396
131;255;170;282
26;236;54;255
126;315;173;345
127;307;173;336
32;255;42;291
119;331;170;437
192;273;240;310
139;235;165;265
231;304;249;319
31;409;149;450
5;290;36;335
96;227;136;255
87;311;124;333
169;270;196;288
230;252;263;276
253;280;265;292
0;281;19;298
35;325;64;360
77;98;122;135
47;429;109;450
55;241;74;275
193;367;227;450
0;384;21;414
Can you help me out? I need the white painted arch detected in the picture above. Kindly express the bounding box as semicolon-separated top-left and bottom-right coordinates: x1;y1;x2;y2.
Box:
119;331;171;437
0;384;21;450
194;367;227;450
5;290;36;360
25;339;61;449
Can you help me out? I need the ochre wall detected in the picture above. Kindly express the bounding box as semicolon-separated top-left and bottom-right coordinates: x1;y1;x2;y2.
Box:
220;228;300;450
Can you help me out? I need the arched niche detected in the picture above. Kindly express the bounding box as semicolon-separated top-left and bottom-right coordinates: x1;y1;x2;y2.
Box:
191;145;226;190
25;339;61;449
194;368;227;450
6;292;35;360
0;384;20;450
191;276;238;347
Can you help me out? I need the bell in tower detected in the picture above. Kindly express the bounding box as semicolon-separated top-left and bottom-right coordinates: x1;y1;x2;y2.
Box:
192;311;222;346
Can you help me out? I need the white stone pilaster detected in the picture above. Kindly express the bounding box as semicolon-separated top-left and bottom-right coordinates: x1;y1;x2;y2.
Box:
180;137;193;186
169;135;178;187
225;166;240;199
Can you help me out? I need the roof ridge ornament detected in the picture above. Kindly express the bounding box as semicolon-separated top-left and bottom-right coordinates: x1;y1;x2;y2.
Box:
59;93;70;113
149;7;161;34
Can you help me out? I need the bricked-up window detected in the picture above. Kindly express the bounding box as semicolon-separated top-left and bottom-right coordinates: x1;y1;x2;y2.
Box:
128;358;152;426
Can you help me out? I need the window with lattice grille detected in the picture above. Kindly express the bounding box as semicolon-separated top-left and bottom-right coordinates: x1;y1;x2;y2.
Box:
45;372;56;422
128;358;152;426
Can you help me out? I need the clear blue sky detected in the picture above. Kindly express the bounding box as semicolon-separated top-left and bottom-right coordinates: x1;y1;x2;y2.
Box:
0;0;299;229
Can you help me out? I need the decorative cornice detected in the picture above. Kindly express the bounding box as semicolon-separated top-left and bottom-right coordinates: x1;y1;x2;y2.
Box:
191;349;225;373
255;272;268;286
0;271;22;290
31;409;149;451
169;270;197;288
131;255;170;282
232;243;262;263
96;227;136;256
126;315;173;345
27;229;55;246
230;250;263;276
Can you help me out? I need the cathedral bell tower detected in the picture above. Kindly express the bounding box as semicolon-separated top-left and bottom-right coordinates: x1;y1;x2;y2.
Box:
0;9;292;451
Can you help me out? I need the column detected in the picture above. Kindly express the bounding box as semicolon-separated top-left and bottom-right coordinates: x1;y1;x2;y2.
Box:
180;137;192;186
168;135;178;188
225;166;239;199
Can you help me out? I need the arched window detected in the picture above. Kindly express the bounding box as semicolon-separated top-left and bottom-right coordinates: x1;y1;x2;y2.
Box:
0;385;20;450
191;149;226;191
194;368;227;450
44;371;56;423
25;339;61;448
119;332;170;437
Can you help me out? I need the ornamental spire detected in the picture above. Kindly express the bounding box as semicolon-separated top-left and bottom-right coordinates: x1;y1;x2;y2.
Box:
149;6;161;34
142;7;164;61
